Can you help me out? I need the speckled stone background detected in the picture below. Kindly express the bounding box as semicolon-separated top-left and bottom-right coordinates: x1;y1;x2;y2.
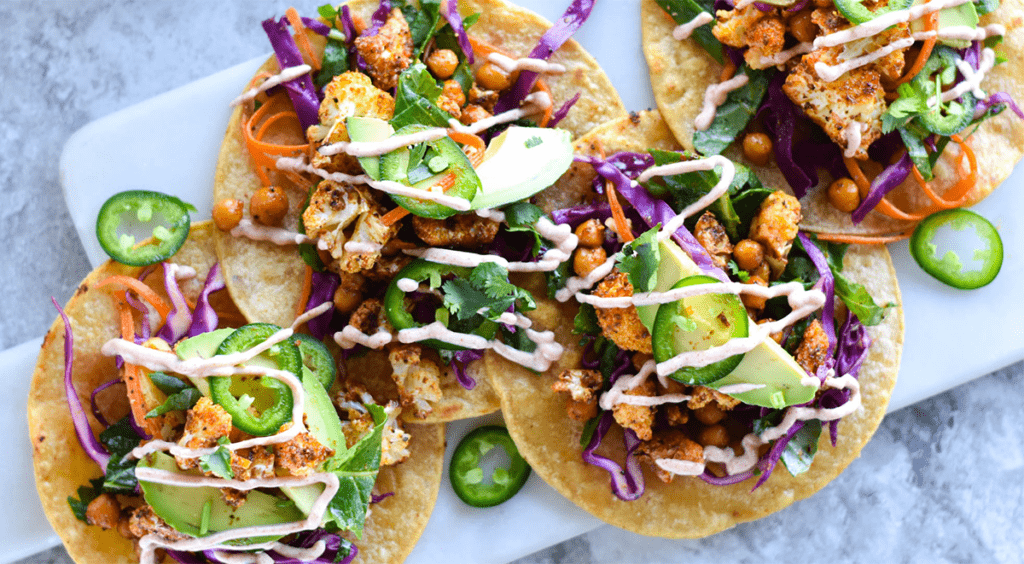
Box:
3;1;1023;563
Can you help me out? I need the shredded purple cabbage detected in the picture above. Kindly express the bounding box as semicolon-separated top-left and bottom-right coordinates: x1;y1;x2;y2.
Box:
302;17;330;36
797;233;836;360
165;551;207;564
550;201;612;228
700;468;754;486
371;491;395;504
366;0;393;36
450;349;484;389
755;420;805;488
89;378;124;429
851;151;912;224
582;412;644;501
53;298;110;472
305;272;340;340
199;530;357;564
156;263;193;345
188;263;225;338
547;92;580;128
494;0;594;114
262;17;322;130
442;0;474;64
759;73;819;198
976;91;1024;120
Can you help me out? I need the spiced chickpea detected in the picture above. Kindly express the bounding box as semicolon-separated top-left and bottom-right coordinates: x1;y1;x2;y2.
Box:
333;279;364;314
460;104;492;125
693;403;726;425
574;218;606;248
632;352;653;371
212;198;244;231
733;239;765;272
475;62;513;91
789;9;817;43
699;424;730;448
85;493;121;529
250;186;289;226
828;177;861;213
742;132;773;167
426;48;459;79
117;514;134;539
442;79;466;108
574;246;607;277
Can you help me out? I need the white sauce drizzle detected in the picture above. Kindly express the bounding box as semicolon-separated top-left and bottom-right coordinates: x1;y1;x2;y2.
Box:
912;23;1005;42
487;52;566;75
396;277;419;292
814;0;972;48
343;241;383;254
447;91;552;135
672;12;714;41
318;127;449;157
334;326;394;349
555;255;616;303
230;219;314;247
598;360;692;409
230;65;313;107
843;122;867;158
695;75;750;131
814;36;915;83
931;47;996;106
757;41;813;68
395;321;564;372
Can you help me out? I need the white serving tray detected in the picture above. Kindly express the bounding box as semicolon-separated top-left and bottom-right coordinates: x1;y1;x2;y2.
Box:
10;0;1024;562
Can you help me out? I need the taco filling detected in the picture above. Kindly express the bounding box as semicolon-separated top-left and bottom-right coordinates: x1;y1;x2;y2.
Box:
643;0;1024;237
211;0;626;421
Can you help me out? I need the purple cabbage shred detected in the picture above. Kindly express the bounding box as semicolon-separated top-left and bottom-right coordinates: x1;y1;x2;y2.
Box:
261;17;322;130
442;0;475;64
547;92;581;128
366;0;392;36
976;91;1024;121
700;468;754;486
797;233;836;360
304;271;341;340
582;412;645;501
450;349;484;390
156;262;193;345
754;420;805;488
759;73;819;198
89;378;124;429
371;491;395;504
301;17;330;36
188;262;225;338
851;151;912;224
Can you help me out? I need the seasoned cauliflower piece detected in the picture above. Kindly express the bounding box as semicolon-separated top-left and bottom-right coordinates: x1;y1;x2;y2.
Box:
128;506;190;541
175;397;233;471
347;298;392;335
552;369;603;422
688;385;741;411
412;214;500;248
273;424;335;477
354;8;414;91
636;429;705;484
307;72;395;173
748;191;801;278
612;378;657;441
380;402;412;466
388;344;443;418
230;446;276;481
744;15;786;69
693;212;733;270
302;180;397;273
796;318;830;375
593;270;653;353
713;5;769;48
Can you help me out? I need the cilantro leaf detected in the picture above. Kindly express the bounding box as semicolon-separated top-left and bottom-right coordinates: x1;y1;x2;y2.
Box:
146;387;203;418
503;202;543;228
614;227;660;293
99;417;143;494
324;403;386;538
573;303;601;336
198;437;234;480
443;263;536;321
67;477;105;522
315;37;350;91
391;63;450;129
780;420;822;476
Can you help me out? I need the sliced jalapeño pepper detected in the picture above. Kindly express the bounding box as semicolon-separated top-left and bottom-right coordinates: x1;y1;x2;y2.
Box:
910;208;1003;289
210;323;301;436
912;47;976;136
834;0;913;24
652;274;749;385
383;259;497;350
450;425;531;508
291;333;337;390
380;125;480;219
96;190;193;266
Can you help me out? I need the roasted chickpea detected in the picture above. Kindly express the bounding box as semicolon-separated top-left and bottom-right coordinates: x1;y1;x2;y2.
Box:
733;239;765;272
460;104;492;125
828;177;861;213
426;48;459;79
742;132;773;167
632;352;653;371
741;275;768;312
475;62;513;91
85;493;121;530
573;246;608;277
699;424;730;448
574;218;606;248
333;284;362;314
693;403;726;425
117;513;134;539
789;10;817;43
442;79;466;108
250;186;289;226
212;198;244;231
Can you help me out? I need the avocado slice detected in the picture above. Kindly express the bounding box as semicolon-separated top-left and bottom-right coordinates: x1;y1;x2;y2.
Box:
470;126;574;210
641;239;817;408
138;452;304;543
346;116;395;180
172;328;234;396
910;0;979;48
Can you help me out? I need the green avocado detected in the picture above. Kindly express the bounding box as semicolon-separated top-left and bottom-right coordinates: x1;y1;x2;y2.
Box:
469;126;574;210
910;0;979;48
641;239;817;408
172;328;234;396
346;116;394;180
139;452;304;543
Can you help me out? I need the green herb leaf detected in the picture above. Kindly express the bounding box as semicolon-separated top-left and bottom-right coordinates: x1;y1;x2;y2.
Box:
503;202;543;228
573;303;601;336
316;38;350;90
392;63;450;129
147;372;189;395
693;67;774;156
653;0;723;63
198;437;235;480
324;403;386;538
780;420;822;476
443;263;536;321
99;417;143;494
614;227;660;293
545;260;571;299
67;477;105;522
146;387;203;418
525;136;543;148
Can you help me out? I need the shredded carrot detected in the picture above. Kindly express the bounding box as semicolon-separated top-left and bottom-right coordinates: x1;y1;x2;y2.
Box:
594;140;635;243
286;8;321;71
814;230;913;245
535;78;554;128
894;11;938;87
113;297;159;437
719;57;738;83
295;265;315;321
380;206;411;227
96;276;172;325
245;71;275;94
242;94;310;186
469;36;515;58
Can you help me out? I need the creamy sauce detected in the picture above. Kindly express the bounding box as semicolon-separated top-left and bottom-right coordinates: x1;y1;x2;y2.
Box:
814;0;972;48
487;52;566;75
231;65;313;107
396;277;419;292
231;219;314;246
757;42;813;68
318;127;449;157
394;321;564;371
598;360;692;409
913;23;1005;42
343;241;383;254
933;47;995;105
163;263;197;339
814;36;915;82
673;12;714;41
448;91;552;135
843;122;866;158
334;326;394;349
556;255;616;303
694;75;750;131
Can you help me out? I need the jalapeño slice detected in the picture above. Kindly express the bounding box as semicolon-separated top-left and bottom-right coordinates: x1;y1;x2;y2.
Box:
450;425;531;508
912;47;976;136
380;125;480;219
95;190;193;266
291;333;337;390
652;274;749;385
210;323;300;436
909;208;1003;289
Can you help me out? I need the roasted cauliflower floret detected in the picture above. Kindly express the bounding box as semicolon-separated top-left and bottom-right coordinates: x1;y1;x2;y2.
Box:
552;369;603;422
273;424;335;477
688;385;741;411
129;506;190;541
175;397;233;471
612;378;657;442
347;298;392;335
748;191;801;278
593;270;653;353
795;318;830;375
744;15;786;69
307;71;395;173
713;5;769;48
302;180;397;273
636;429;705;484
693;212;733;270
380;402;412;466
354;8;414;91
388;344;443;418
411;214;500;248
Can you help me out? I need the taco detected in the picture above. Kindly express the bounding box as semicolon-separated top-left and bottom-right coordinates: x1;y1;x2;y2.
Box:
489;110;904;537
641;0;1024;238
29;221;444;564
211;0;627;423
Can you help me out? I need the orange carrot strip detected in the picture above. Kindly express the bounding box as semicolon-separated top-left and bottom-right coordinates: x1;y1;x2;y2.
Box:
895;11;938;86
95;276;172;324
814;230;913;245
296;265;314;321
844;157;930;221
242;95;309;186
469;36;515;58
113;297;159;437
535;78;554;128
594;140;634;243
719;57;738;83
286;8;322;71
381;206;411;227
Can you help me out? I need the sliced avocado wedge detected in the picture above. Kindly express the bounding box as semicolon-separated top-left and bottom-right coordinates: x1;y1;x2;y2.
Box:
346;116;395;180
639;239;817;408
909;0;979;48
139;452;304;543
173;328;234;396
470;126;574;210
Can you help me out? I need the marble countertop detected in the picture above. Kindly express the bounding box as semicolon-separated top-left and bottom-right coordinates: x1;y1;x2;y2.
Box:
3;1;1022;563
